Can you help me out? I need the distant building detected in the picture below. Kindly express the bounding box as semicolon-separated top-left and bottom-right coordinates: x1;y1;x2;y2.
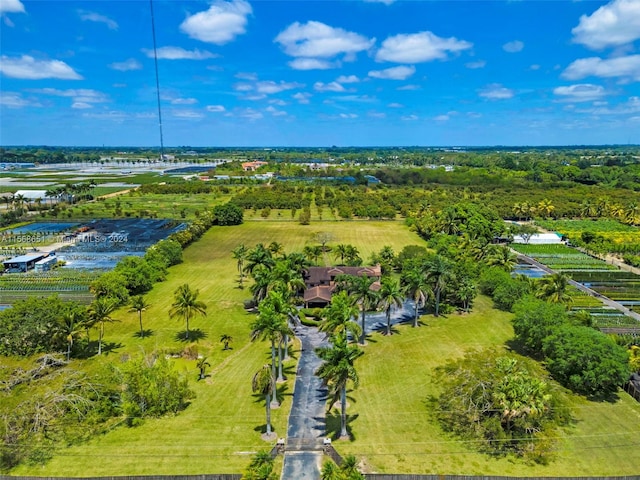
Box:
34;255;57;272
242;161;268;172
3;253;48;272
512;233;563;245
14;190;48;202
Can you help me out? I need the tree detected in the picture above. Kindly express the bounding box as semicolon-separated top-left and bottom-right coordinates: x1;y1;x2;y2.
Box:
245;243;275;275
542;325;630;396
58;310;86;361
267;241;284;258
319;290;361;343
232;244;248;288
196;356;210;380
434;350;567;462
242;449;277;480
169;284;207;340
400;266;431;327
378;276;404;335
485;246;518;272
334;243;349;265
213;202;243;225
512;296;567;354
315;335;363;439
425;255;454;317
129;295;150;337
536;273;573;305
87;297;119;355
220;334;233;350
321;455;364;479
252;365;276;437
89;271;130;305
337;274;379;345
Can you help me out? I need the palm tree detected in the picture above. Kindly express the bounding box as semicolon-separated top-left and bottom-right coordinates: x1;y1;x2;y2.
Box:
231;244;248;288
536;273;573;305
268;241;284;258
196;356;211;380
220;333;233;350
400;267;431;327
455;279;476;313
169;284;207;340
244;243;275;275
334;244;349;265
319;290;361;343
485;246;518;272
378;276;404;335
250;264;272;305
252;364;275;436
337;274;379;345
268;260;306;300
59;310;86;361
303;244;323;265
261;291;295;383
344;245;361;266
129;295;150;336
87;297;118;355
315;335;363;439
426;255;454;317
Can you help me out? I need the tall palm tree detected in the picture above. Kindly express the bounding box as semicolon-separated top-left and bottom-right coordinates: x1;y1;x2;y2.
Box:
59;310;86;361
244;243;275;275
378;276;404;336
337;274;379;345
400;267;432;327
315;336;363;439
252;364;275;436
231;244;248;288
334;244;349;265
485;246;518;272
268;241;284;258
268;260;306;300
129;295;150;336
426;255;454;317
87;297;118;355
319;290;361;343
536;273;573;305
169;284;207;340
250;264;273;305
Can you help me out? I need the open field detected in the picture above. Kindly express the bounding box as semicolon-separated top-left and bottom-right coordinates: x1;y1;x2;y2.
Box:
8;219;423;476
7;219;640;476
338;295;640;476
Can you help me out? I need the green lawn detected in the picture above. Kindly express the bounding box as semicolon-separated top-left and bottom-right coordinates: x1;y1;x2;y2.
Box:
336;295;640;476
8;219;640;476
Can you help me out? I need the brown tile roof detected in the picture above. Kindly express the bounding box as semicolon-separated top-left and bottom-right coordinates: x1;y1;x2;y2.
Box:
303;285;333;303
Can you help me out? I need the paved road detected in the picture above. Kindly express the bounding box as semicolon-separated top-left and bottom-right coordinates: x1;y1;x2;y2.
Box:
281;325;329;480
516;253;640;322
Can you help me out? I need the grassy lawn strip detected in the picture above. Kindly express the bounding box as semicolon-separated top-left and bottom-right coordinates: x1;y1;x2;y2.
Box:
336;295;640;475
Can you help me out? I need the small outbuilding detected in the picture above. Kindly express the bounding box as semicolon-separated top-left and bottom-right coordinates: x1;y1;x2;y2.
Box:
34;255;58;272
2;253;47;272
512;233;563;244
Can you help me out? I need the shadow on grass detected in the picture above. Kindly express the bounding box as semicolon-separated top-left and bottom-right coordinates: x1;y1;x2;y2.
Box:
174;329;207;342
101;341;124;356
505;338;545;361
325;409;359;441
133;329;154;338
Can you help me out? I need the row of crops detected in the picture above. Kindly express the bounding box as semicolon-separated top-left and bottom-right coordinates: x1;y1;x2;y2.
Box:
512;244;618;271
0;270;102;292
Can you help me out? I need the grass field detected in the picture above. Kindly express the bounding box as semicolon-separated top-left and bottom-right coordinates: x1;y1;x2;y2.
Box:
8;219;640;476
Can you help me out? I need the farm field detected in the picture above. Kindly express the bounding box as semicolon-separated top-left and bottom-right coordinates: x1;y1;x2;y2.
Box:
8;219;640;477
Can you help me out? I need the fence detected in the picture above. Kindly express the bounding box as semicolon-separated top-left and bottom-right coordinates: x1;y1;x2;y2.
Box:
4;476;241;480
624;380;640;402
364;476;640;480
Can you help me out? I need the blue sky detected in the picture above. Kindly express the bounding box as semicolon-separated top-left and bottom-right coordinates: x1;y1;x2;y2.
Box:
1;0;640;147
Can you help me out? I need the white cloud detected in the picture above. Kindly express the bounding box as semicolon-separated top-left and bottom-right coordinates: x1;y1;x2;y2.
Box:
397;84;420;91
142;46;216;60
109;58;142;71
401;114;419;121
235;72;257;80
479;83;514;100
0;91;40;108
269;99;287;106
553;84;608;102
265;106;287;116
275;21;374;60
574;96;640;115
364;0;396;4
502;40;524;53
171;97;198;105
288;58;336;70
336;75;360;84
562;54;640;81
530;64;541;71
0;0;24;14
78;11;118;30
368;65;415;80
0;55;82;80
293;92;311;104
314;81;346;92
256;80;303;94
434;114;450;121
572;0;640;50
466;60;486;69
172;109;204;119
339;113;358;119
233;83;253;92
368;111;386;118
230;107;263;120
388;102;403;108
29;88;108;108
375;31;471;63
206;105;226;112
180;0;251;45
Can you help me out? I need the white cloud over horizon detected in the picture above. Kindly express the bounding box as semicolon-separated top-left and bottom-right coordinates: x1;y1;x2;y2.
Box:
503;40;524;53
562;54;640;81
375;31;472;63
288;58;336;70
109;58;142;71
78;10;118;30
553;84;608;102
180;0;252;45
368;65;416;80
479;83;515;100
142;46;217;60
